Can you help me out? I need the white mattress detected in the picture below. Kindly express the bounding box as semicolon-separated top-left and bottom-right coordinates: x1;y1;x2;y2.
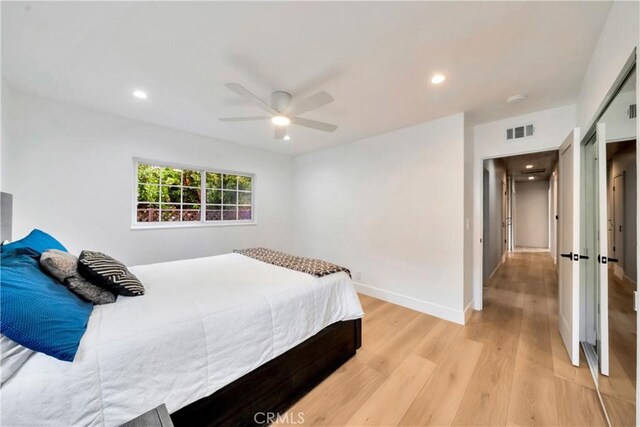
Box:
0;253;363;426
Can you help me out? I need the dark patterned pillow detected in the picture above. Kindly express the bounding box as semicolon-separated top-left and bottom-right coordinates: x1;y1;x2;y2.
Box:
77;251;145;297
40;250;116;305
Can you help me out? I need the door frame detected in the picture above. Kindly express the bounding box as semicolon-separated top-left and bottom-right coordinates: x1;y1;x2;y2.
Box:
476;147;562;310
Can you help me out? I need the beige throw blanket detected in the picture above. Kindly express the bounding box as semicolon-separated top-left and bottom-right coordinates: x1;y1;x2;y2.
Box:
233;248;351;278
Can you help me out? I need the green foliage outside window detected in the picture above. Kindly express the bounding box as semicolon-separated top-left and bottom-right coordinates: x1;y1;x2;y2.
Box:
136;163;253;223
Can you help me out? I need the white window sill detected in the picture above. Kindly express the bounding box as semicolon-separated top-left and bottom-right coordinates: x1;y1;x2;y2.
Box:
131;221;257;230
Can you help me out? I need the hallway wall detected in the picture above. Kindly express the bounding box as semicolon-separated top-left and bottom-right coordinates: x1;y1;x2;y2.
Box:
482;158;506;281
515;180;549;249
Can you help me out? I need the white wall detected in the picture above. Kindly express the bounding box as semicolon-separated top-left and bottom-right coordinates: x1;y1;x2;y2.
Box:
514;180;549;249
576;1;639;132
293;113;468;323
482;158;506;280
472;104;577;309
600;89;637;143
1;87;294;265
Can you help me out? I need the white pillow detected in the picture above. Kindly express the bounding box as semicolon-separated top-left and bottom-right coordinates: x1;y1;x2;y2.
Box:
1;334;34;385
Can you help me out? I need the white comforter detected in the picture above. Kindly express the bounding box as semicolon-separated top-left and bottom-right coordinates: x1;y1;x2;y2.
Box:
0;253;363;426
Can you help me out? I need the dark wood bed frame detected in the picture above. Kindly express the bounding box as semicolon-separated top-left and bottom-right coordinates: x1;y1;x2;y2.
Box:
171;318;362;427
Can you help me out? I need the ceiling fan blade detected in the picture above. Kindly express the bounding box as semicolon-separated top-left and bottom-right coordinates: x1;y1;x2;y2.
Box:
219;116;271;122
225;83;277;115
291;91;334;115
274;126;287;140
291;117;338;132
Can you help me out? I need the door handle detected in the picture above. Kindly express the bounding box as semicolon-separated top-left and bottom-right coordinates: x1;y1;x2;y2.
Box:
598;255;618;264
560;252;573;259
579;255;589;260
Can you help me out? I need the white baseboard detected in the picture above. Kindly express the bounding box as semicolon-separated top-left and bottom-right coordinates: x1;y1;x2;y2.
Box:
489;262;501;280
614;264;624;280
464;301;474;324
353;282;467;325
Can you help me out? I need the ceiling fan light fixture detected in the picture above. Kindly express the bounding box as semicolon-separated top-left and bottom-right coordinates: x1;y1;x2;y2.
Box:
271;115;291;126
431;74;446;84
528;176;535;180
132;89;148;99
507;93;527;104
525;164;534;169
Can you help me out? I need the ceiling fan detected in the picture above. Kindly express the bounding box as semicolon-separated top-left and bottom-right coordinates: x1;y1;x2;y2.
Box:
219;83;338;140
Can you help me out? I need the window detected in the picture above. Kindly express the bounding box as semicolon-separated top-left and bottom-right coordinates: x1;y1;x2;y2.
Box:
135;160;254;227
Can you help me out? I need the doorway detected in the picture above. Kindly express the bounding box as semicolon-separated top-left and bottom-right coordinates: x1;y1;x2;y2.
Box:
481;150;559;292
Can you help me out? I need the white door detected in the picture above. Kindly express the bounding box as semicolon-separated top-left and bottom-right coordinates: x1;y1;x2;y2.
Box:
558;128;581;366
596;123;609;376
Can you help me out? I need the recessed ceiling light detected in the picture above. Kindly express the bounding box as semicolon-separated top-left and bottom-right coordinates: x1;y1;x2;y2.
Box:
431;74;446;84
271;115;291;126
528;176;535;180
525;164;534;169
132;90;148;100
284;135;291;141
507;93;527;103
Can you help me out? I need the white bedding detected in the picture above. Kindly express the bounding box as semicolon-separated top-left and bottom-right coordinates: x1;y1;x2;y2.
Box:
0;253;363;426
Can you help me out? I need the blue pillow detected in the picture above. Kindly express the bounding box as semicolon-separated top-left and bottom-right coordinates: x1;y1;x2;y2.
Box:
0;248;92;362
0;229;67;255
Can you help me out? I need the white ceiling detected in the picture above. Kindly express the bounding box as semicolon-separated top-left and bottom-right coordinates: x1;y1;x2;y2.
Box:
2;1;612;155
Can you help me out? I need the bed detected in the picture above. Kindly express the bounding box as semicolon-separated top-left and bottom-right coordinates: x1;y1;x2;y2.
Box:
0;252;363;426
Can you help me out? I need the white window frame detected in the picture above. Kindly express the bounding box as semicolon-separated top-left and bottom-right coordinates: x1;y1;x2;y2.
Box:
131;157;257;229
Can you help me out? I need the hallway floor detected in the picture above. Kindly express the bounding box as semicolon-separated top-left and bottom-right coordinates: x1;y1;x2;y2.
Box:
280;252;608;426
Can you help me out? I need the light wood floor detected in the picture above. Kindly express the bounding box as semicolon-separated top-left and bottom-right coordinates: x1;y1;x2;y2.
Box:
600;270;637;426
279;252;610;426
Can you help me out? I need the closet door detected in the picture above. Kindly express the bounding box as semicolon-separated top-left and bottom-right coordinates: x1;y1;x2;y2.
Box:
596;123;609;376
558;128;581;366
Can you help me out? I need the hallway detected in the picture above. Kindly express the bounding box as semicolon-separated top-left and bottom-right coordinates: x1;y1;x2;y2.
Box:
279;252;607;426
471;251;605;426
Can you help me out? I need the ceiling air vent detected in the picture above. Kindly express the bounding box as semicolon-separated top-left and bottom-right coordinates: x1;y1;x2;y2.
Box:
629;104;637;119
506;124;535;141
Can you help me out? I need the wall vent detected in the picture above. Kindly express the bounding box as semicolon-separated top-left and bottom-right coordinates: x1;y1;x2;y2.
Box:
629;104;637;119
506;124;535;141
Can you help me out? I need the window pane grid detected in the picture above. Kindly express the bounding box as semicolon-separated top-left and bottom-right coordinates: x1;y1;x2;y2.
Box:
137;163;253;224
